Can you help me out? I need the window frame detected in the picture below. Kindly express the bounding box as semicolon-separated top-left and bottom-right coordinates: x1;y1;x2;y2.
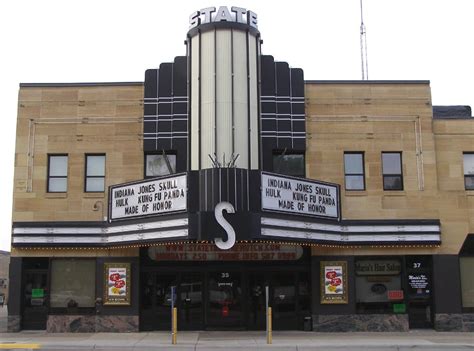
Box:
463;152;474;190
47;154;68;193
144;151;177;179
382;152;404;191
272;150;306;178
84;154;106;193
344;151;366;191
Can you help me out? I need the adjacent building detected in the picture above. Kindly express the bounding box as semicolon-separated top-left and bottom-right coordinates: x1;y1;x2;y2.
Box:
8;6;474;332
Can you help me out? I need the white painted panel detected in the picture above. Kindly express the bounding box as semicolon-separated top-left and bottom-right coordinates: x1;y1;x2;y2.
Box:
248;33;259;169
12;218;188;236
191;35;200;170
261;217;440;233
200;31;216;169
261;228;441;243
107;229;189;243
13;236;105;244
215;30;233;165
232;30;249;168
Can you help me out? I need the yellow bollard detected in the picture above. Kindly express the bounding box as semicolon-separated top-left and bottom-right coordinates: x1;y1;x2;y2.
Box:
267;307;272;344
172;307;177;344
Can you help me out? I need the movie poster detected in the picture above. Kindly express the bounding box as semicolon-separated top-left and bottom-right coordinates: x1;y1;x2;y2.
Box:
104;263;131;305
320;261;348;304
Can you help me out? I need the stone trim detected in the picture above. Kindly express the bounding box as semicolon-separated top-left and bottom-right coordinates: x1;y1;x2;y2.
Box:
7;315;21;332
312;314;409;332
434;313;474;332
47;315;139;333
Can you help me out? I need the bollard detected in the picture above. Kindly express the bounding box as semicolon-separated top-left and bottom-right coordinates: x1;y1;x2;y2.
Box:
172;307;177;344
267;306;272;344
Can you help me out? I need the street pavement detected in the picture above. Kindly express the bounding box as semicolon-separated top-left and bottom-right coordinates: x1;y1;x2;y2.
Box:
1;307;473;350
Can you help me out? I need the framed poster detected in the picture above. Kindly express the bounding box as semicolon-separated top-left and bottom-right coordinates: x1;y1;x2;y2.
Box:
320;261;348;304
104;263;131;305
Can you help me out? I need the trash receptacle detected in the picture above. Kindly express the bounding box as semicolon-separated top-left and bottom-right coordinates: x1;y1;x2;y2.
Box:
303;316;312;331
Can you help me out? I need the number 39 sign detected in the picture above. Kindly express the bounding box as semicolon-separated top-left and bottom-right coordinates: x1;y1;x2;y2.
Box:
104;263;131;305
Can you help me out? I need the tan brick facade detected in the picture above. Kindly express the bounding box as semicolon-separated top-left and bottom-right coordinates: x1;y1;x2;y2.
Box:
13;84;143;223
305;82;473;256
12;82;473;256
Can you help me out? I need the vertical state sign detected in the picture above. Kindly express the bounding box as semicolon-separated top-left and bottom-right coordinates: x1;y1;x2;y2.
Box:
110;173;187;221
261;172;339;220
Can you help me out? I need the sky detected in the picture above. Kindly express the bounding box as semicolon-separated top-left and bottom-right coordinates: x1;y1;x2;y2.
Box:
0;0;473;252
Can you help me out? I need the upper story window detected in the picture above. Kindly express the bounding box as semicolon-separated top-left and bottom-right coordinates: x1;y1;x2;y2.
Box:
382;152;403;191
145;153;176;178
85;154;106;192
344;152;365;191
47;155;68;192
463;153;474;190
273;151;305;178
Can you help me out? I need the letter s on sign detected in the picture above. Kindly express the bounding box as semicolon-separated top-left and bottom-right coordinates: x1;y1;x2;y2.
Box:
214;202;236;250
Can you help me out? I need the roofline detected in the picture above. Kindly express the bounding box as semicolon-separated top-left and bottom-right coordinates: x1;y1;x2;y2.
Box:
19;82;143;88
305;80;430;85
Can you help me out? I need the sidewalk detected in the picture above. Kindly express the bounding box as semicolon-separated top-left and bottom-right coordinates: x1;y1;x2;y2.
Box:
1;307;473;351
0;330;473;350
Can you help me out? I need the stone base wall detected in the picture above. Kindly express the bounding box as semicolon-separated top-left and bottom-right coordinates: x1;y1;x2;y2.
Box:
47;315;139;333
434;313;474;332
7;315;21;332
312;314;409;332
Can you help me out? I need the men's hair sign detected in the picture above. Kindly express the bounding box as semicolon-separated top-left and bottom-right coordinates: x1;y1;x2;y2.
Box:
189;6;257;29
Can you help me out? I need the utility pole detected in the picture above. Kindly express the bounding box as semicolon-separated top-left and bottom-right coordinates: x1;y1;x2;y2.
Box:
360;0;369;80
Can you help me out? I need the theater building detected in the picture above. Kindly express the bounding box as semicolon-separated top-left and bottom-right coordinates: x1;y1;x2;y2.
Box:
8;6;474;332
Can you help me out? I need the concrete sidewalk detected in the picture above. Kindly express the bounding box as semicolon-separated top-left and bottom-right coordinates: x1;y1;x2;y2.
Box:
0;330;473;350
1;308;473;350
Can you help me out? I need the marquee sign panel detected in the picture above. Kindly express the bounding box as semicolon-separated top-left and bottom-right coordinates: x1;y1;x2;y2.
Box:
261;172;340;220
109;173;187;221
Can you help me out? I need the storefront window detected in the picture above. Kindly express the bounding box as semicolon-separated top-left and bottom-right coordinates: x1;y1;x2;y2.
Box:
355;258;402;313
460;257;474;308
50;259;96;308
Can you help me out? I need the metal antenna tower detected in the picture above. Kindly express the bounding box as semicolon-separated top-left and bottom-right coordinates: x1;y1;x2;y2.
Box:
360;0;369;80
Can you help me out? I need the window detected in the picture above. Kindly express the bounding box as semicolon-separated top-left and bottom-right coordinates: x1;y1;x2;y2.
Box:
463;153;474;190
145;153;176;178
355;258;402;314
344;152;365;190
273;152;305;177
85;154;106;192
460;235;474;310
382;152;403;190
50;259;95;308
47;155;68;192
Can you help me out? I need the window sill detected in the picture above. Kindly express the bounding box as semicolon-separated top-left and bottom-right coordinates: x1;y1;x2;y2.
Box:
383;191;406;196
466;191;474;196
344;191;368;196
84;192;105;198
45;193;67;199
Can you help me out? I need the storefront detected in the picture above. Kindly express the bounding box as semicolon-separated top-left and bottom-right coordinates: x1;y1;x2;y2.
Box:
140;244;311;330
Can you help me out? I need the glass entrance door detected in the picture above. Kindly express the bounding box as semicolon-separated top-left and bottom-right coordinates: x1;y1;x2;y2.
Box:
271;272;297;330
248;273;266;330
23;270;48;330
140;272;177;331
179;273;204;330
406;256;433;329
207;271;243;329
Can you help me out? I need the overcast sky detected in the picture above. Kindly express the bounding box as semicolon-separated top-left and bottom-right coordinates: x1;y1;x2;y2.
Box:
1;0;473;252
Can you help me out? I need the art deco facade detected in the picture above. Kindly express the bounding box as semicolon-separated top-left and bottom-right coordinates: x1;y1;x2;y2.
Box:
8;6;474;332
